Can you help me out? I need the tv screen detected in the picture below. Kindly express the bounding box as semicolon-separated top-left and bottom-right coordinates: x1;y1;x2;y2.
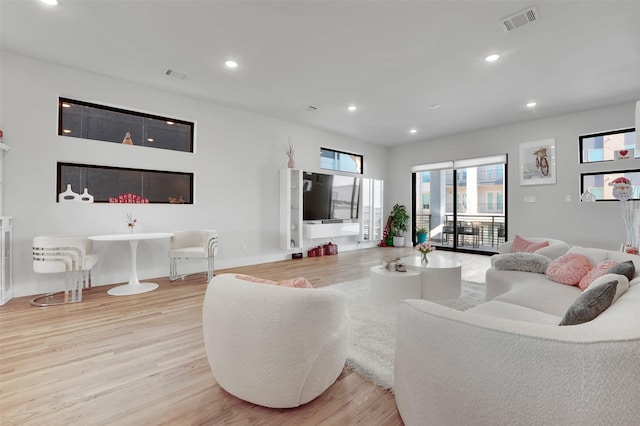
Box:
303;172;360;221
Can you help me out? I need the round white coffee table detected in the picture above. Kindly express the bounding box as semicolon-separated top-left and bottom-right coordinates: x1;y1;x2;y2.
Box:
369;265;422;305
401;254;462;300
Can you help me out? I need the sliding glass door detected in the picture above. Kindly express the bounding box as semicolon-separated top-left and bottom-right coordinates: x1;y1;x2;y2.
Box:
412;155;507;254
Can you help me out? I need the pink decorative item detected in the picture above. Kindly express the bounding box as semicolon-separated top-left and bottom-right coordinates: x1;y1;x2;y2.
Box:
546;253;594;286
578;260;619;290
285;138;295;168
512;235;549;253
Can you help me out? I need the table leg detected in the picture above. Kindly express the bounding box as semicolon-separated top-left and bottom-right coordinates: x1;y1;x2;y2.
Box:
107;239;159;296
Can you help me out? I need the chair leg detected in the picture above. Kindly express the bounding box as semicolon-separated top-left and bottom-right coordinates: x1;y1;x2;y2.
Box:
207;256;215;283
30;270;83;307
169;257;184;281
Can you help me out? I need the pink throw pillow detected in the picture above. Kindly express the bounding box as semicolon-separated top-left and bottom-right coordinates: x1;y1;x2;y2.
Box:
235;274;277;285
277;277;314;288
235;274;313;288
578;260;618;290
546;253;593;286
512;235;550;253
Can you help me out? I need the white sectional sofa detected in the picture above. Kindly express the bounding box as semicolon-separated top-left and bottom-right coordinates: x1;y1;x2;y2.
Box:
394;239;640;426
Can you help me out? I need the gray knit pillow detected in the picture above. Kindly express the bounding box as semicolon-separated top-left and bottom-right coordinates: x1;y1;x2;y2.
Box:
491;252;552;274
559;280;617;326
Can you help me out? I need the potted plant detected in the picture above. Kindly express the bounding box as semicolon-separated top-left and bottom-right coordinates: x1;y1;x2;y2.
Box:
390;203;410;247
416;227;428;244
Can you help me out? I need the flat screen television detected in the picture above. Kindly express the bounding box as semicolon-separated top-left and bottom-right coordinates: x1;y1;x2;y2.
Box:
303;172;360;221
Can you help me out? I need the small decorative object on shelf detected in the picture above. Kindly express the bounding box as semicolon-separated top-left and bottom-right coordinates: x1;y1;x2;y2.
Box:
416;242;436;265
126;213;137;232
384;256;400;271
58;184;80;202
122;131;133;145
285;138;295;168
79;188;94;203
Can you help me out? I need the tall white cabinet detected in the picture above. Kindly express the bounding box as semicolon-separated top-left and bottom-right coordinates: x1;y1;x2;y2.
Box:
280;168;303;251
0;143;11;305
0;217;12;305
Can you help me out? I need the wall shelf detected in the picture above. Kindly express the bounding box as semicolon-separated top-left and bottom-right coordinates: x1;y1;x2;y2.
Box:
280;168;303;250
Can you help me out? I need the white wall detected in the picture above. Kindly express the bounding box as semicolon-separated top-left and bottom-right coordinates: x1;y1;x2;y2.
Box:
0;52;389;297
387;102;638;250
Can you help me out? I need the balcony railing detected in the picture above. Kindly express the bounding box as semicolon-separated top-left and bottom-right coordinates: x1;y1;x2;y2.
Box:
415;213;505;252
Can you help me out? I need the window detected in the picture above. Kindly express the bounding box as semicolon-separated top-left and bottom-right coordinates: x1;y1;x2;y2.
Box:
320;147;363;174
412;154;507;253
579;128;636;163
581;169;640;201
58;162;193;204
58;98;194;152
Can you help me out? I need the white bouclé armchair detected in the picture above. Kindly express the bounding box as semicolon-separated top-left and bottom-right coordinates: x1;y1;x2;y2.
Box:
202;274;349;408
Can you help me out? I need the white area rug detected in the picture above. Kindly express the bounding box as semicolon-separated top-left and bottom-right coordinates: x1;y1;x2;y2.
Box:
330;278;486;390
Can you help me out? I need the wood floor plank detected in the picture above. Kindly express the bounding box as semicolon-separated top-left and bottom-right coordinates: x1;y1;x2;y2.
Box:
0;246;490;425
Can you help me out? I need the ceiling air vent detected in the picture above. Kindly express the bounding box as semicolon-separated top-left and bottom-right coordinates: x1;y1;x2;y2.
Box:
165;69;187;80
302;105;318;112
499;6;539;32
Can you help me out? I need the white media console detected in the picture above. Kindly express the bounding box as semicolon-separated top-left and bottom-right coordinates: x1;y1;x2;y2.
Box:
302;221;360;239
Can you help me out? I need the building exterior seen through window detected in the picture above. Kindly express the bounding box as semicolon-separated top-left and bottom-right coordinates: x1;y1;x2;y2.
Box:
580;128;636;163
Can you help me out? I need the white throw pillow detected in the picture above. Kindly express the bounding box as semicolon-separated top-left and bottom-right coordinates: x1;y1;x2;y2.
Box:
567;246;609;265
586;273;629;303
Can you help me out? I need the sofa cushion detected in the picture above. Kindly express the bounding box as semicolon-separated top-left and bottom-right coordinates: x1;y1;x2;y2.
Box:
466;300;562;325
559;279;617;325
546;253;593;286
512;235;549;253
567;246;609;265
491;252;551;274
607;260;635;281
493;277;581;317
578;260;618;290
587;273;629;303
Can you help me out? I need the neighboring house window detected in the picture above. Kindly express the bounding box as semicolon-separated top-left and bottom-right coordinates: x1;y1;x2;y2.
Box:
320;147;363;174
580;169;640;201
579;128;636;163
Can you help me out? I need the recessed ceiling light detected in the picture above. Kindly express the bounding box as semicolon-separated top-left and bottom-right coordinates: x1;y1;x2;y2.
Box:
428;104;440;110
485;54;500;62
41;0;58;5
409;128;418;134
526;101;537;108
347;105;357;112
225;60;238;69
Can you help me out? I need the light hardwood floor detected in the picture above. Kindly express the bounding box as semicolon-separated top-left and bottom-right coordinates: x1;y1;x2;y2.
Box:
0;247;491;426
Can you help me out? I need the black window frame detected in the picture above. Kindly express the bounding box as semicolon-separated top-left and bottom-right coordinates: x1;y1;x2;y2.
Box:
578;127;636;164
57;162;194;204
58;97;195;153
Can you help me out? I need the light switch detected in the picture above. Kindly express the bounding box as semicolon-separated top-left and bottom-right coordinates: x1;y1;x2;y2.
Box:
524;196;536;203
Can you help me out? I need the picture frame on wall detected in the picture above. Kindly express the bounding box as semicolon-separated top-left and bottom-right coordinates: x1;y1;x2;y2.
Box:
519;138;556;186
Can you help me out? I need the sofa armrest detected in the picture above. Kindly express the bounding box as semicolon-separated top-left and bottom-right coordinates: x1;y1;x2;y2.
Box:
394;299;640;426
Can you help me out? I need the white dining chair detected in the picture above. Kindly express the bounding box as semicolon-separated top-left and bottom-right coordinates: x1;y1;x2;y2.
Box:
31;235;98;306
168;230;218;282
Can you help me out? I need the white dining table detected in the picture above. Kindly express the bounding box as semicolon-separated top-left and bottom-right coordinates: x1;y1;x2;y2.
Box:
88;232;174;296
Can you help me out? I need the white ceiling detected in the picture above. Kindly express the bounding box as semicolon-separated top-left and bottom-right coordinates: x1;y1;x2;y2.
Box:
2;0;639;146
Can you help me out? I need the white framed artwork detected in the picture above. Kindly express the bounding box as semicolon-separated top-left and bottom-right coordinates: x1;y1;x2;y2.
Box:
519;138;556;186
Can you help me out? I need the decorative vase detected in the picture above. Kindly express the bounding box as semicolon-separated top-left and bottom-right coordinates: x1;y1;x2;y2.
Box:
421;252;429;265
288;157;295;168
417;233;427;244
